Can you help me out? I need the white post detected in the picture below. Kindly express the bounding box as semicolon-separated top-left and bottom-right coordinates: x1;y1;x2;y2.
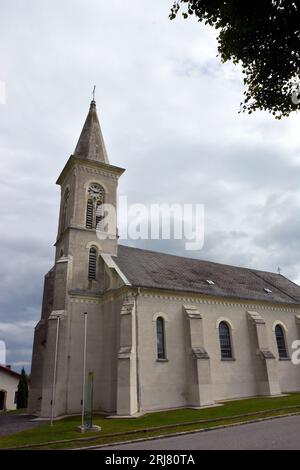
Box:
50;316;60;426
81;312;88;428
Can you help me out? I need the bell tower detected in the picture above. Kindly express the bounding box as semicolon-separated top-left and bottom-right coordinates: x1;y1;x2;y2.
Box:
55;99;125;291
29;98;126;418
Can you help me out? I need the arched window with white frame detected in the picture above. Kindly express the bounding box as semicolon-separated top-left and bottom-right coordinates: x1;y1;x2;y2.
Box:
218;321;233;359
275;324;288;358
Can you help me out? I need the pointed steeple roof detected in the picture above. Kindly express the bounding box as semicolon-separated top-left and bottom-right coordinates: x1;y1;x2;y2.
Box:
73;100;109;164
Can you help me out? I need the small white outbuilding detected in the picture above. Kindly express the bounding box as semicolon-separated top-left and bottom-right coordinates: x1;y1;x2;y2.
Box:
0;365;21;411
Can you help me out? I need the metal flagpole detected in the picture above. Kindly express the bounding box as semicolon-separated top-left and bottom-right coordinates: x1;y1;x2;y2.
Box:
81;312;88;429
50;315;60;426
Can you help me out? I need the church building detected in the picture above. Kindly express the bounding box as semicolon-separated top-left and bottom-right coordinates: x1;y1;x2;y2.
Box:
29;99;300;418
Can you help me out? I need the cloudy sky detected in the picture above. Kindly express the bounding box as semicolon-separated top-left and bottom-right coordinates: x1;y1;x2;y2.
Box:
0;0;300;372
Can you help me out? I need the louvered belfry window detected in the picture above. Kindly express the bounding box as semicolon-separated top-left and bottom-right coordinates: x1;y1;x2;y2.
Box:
86;199;93;229
88;247;97;280
96;200;103;229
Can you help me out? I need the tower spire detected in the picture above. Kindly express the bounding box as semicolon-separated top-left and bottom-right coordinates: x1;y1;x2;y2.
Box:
73;96;109;164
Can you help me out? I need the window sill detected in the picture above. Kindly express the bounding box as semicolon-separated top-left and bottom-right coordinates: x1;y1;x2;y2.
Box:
221;357;236;362
156;358;168;363
279;357;290;361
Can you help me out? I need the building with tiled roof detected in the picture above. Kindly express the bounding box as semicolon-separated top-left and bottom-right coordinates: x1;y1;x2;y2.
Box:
0;365;21;411
29;100;300;418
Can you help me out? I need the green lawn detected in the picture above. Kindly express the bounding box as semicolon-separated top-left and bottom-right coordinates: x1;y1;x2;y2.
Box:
1;393;300;450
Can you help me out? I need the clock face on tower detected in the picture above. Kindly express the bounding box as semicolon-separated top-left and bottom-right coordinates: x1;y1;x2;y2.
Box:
88;183;104;200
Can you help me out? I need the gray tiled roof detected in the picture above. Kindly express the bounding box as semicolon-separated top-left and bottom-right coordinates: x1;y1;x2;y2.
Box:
113;245;300;305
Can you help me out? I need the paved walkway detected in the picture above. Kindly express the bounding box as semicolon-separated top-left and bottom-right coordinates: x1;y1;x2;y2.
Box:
101;415;300;450
0;413;41;436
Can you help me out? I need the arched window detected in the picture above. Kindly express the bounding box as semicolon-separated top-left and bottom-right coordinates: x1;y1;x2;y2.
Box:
88;247;97;280
219;321;232;359
86;199;93;229
275;324;288;358
86;183;104;229
156;317;166;360
61;188;70;233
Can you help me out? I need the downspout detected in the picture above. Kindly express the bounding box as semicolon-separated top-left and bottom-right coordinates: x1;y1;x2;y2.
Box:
134;287;141;413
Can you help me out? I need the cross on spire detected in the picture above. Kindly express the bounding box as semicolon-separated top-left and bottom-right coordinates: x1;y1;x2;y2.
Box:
92;85;96;102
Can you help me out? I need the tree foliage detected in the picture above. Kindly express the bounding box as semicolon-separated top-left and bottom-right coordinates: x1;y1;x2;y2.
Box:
16;368;29;409
170;0;300;118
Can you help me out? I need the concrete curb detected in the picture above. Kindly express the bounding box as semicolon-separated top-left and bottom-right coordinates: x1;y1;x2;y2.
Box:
73;411;300;450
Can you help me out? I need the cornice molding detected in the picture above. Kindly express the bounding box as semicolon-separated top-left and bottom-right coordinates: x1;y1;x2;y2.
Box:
67;284;300;313
138;289;300;313
56;155;125;186
77;164;119;180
